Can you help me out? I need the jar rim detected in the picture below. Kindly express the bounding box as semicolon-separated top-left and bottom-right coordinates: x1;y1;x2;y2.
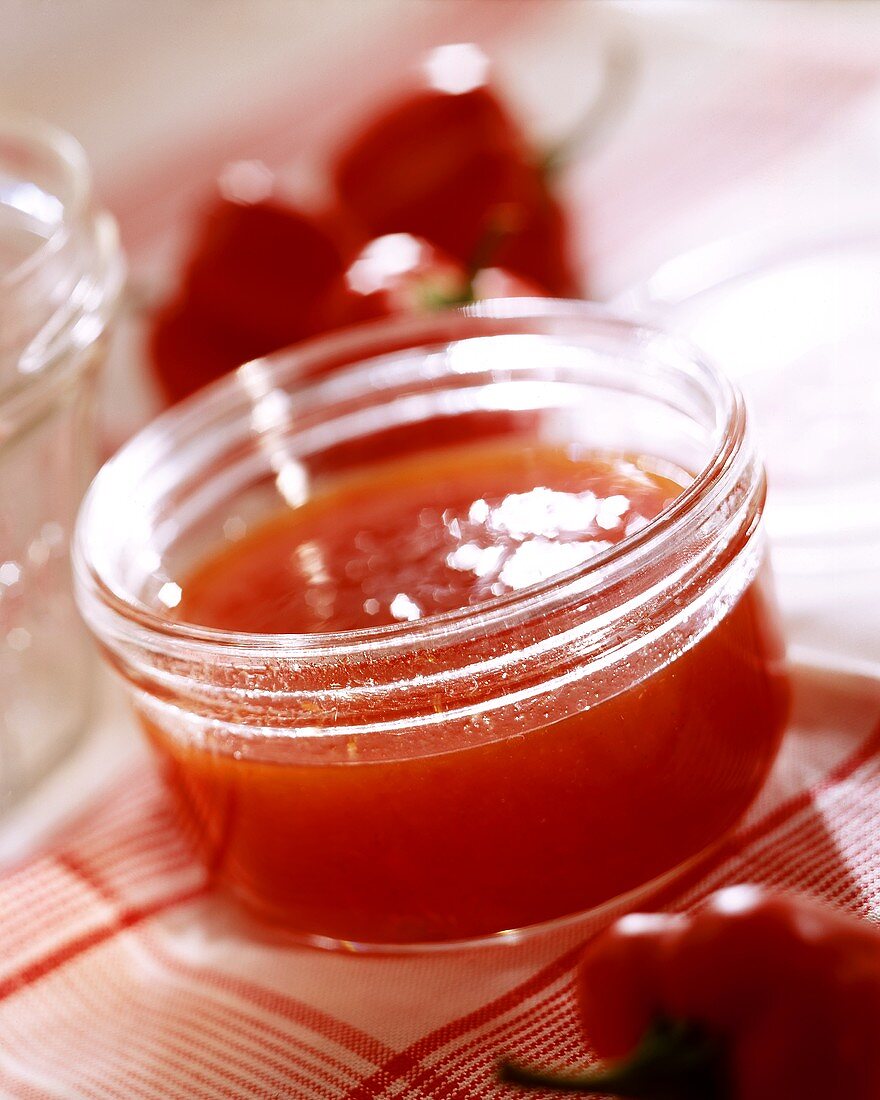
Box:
74;301;756;664
0;112;124;425
0;111;91;293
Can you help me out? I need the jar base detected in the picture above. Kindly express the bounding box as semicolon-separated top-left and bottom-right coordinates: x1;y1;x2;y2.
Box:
206;836;729;956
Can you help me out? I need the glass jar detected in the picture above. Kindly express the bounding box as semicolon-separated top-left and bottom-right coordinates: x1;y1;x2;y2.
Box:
74;304;788;948
0;114;123;811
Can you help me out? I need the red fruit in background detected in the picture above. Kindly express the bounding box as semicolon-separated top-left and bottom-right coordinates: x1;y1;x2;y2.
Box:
321;233;465;328
332;45;518;256
491;186;571;299
149;43;582;410
149;296;272;405
149;162;356;402
319;232;549;334
332;44;578;296
182;163;350;345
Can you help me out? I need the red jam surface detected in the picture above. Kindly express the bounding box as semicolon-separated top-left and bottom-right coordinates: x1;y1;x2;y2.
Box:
147;441;788;944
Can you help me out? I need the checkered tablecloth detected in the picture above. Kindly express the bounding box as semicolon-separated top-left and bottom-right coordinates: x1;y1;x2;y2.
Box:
1;657;878;1097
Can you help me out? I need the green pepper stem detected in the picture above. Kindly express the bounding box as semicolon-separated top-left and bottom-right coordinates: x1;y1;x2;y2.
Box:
420;206;522;310
541;38;639;178
498;1018;726;1099
463;206;523;285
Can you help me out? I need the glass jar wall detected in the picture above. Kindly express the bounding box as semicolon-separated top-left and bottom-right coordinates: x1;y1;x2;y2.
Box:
0;114;123;810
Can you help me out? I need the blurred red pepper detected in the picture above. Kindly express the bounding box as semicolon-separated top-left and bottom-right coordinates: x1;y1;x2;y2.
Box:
148;162;356;403
149;220;547;404
181;198;347;345
149;296;264;405
149;46;581;405
318;232;465;328
331;43;578;296
494;189;573;300
500;886;880;1099
318;230;547;333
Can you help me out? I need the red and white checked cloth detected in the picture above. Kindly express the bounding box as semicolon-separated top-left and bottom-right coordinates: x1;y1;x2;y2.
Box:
1;658;878;1098
3;6;880;1097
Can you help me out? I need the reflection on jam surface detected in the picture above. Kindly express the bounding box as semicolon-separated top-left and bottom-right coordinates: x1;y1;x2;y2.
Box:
146;441;789;945
176;443;686;633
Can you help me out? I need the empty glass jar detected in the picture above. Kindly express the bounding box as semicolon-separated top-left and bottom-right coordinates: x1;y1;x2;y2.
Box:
0;113;123;811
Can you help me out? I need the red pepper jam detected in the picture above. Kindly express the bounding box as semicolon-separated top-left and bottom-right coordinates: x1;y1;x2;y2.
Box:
148;440;788;944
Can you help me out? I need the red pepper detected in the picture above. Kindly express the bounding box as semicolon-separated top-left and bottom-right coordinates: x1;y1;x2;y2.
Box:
331;44;578;296
500;886;880;1099
318;232;465;328
148;295;265;405
149;222;547;404
180;194;349;346
493;187;574;301
318;230;548;334
148;163;357;402
149;48;578;406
